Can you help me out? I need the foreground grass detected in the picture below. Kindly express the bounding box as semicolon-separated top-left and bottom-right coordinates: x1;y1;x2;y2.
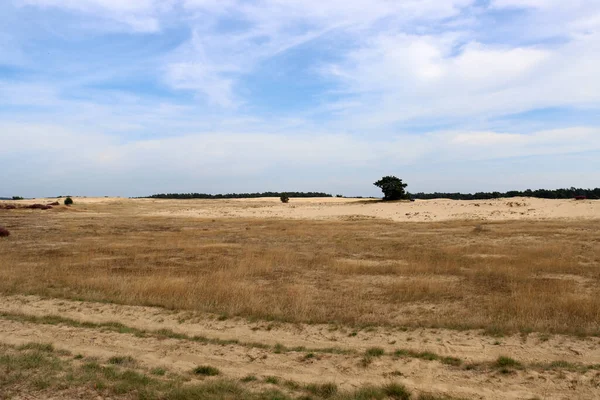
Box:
0;342;459;400
1;202;599;335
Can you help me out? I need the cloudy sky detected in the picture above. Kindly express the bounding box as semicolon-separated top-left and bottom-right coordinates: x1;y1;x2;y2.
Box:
1;0;599;197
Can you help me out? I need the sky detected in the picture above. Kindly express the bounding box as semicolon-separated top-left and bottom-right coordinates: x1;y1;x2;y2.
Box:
1;0;599;198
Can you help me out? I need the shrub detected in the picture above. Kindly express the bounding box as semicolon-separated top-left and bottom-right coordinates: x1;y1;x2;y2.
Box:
12;196;24;200
193;365;221;376
64;197;74;206
0;227;11;237
280;194;289;203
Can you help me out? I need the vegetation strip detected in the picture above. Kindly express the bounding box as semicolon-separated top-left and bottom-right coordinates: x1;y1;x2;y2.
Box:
0;311;352;355
0;341;462;400
2;311;598;375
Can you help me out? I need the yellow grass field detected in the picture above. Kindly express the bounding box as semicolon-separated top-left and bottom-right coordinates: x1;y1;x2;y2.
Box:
1;197;600;399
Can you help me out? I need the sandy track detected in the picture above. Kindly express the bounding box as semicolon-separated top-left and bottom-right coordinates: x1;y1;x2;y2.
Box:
2;295;600;399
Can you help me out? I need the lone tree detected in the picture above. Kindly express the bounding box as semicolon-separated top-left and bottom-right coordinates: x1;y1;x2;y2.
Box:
64;197;74;206
280;193;289;203
374;176;408;201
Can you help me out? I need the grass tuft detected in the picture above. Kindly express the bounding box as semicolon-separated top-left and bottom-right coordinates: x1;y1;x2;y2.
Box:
305;382;338;398
193;365;221;376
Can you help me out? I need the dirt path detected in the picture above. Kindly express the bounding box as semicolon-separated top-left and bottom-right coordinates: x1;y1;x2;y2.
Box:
2;295;599;365
1;295;600;399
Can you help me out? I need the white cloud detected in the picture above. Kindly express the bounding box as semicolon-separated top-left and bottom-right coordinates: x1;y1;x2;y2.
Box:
321;28;600;128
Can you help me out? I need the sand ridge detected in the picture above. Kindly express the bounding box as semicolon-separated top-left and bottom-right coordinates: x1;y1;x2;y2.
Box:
131;197;600;221
5;196;598;222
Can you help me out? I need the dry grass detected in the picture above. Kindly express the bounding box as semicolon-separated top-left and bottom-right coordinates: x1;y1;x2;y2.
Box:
1;202;599;335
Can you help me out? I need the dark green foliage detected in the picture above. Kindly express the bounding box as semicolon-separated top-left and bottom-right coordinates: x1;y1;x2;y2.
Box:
280;193;289;203
193;365;221;376
411;187;600;200
373;176;408;201
12;196;24;200
147;191;332;199
64;197;74;206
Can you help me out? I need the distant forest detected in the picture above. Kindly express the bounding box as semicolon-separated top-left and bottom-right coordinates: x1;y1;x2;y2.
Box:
409;187;600;200
146;192;333;199
145;187;599;200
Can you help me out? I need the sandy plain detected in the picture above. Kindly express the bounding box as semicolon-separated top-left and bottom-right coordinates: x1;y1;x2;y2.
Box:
0;196;599;399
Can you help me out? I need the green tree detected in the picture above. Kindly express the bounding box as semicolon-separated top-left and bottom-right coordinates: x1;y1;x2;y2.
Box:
280;193;289;203
64;197;74;206
374;176;408;201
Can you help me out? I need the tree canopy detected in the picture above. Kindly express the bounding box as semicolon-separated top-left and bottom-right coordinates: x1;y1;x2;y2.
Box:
373;176;408;201
146;192;331;199
410;187;600;200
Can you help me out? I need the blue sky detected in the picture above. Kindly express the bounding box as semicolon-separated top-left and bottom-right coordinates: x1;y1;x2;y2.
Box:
1;0;599;197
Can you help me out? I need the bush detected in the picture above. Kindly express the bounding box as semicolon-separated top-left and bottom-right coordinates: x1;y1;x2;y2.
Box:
12;196;24;200
0;226;10;237
64;197;74;206
280;194;289;203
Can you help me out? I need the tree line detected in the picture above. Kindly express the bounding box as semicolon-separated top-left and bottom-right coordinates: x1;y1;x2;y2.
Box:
409;187;600;200
146;192;333;199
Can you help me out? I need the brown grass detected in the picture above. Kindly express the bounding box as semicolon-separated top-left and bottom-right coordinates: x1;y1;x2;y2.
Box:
1;203;599;335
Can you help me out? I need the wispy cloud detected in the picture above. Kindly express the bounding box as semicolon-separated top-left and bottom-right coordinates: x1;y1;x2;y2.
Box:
2;0;600;195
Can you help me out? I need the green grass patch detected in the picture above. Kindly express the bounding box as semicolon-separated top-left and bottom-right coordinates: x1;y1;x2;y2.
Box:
365;347;385;357
305;382;338;398
241;374;258;382
108;355;136;366
494;356;521;369
264;376;280;385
